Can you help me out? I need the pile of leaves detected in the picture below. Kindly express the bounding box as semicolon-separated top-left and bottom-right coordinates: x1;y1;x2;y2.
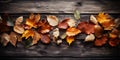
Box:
0;12;120;47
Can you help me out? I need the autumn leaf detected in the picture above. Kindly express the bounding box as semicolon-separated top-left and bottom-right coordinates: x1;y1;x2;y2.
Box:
66;27;81;36
0;33;10;46
41;34;50;44
58;18;69;29
25;14;40;29
74;9;80;20
90;15;98;24
32;31;41;45
22;29;35;39
94;25;103;38
66;36;74;45
109;29;119;39
85;34;95;42
96;12;115;30
77;22;95;34
67;19;76;27
47;15;59;26
109;38;120;47
94;36;108;46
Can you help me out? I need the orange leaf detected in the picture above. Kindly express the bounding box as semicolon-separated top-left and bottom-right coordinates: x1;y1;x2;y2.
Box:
22;29;35;39
94;36;108;46
77;22;95;34
66;36;74;45
109;29;119;39
96;12;115;30
66;27;81;36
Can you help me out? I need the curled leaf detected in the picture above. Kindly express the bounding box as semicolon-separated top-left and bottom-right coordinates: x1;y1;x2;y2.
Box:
66;36;74;45
56;39;62;45
58;18;69;29
77;22;95;34
15;16;23;25
41;34;50;44
10;32;18;46
22;29;35;39
94;25;103;38
32;31;41;45
53;28;59;38
94;36;108;46
74;10;80;20
90;15;98;24
85;34;95;42
1;33;10;46
66;27;81;36
47;15;59;26
14;25;24;34
67;19;76;27
60;33;67;39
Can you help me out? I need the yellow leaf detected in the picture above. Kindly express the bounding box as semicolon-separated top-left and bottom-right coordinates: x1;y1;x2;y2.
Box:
66;36;74;45
22;29;35;39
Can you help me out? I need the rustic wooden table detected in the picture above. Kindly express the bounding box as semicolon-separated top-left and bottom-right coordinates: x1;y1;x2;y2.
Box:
0;0;120;60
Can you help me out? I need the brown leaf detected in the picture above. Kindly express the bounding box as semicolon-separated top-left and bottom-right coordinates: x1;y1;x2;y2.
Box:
32;31;41;45
66;36;74;45
109;38;120;47
58;18;69;29
94;36;108;46
9;32;18;46
94;25;103;38
0;33;10;46
109;29;119;39
66;27;81;36
77;22;95;34
15;16;23;25
14;25;24;34
41;34;50;44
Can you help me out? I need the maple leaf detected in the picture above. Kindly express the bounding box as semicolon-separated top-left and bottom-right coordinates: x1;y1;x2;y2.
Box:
66;36;74;45
77;22;95;34
22;29;35;39
66;27;81;36
25;14;40;29
96;12;115;30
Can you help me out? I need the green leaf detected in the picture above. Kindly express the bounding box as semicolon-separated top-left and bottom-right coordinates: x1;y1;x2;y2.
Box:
74;10;80;20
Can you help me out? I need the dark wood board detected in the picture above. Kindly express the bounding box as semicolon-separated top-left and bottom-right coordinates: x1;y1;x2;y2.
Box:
0;13;120;60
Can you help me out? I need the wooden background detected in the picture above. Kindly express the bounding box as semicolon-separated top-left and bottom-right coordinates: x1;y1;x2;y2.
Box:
0;0;120;60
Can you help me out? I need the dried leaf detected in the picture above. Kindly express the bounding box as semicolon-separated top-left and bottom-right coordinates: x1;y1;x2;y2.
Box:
60;33;67;39
85;34;95;42
41;34;50;44
74;10;80;20
109;38;120;47
9;32;18;46
56;39;62;45
14;25;24;34
1;33;10;46
96;12;115;30
77;22;95;34
66;36;74;45
66;27;81;36
109;29;119;39
47;15;59;26
32;31;41;45
58;18;69;29
22;29;35;39
53;28;59;38
67;19;76;27
94;25;103;38
94;36;108;46
15;16;23;25
90;15;98;24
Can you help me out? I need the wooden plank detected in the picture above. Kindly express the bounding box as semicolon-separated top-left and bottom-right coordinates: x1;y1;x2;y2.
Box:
0;14;119;57
0;0;120;13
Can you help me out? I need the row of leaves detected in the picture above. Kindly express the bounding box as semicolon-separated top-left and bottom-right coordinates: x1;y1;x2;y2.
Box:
0;11;120;47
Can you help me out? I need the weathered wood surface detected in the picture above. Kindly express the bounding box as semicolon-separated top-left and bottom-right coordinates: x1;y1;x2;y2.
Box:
0;14;120;58
0;0;120;13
